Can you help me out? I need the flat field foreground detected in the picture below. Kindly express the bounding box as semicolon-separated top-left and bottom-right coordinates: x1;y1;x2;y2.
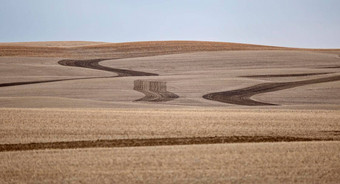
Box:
0;41;340;183
1;141;340;184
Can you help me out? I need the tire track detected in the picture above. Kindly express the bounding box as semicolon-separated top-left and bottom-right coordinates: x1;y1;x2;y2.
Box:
320;65;340;69
242;72;331;78
0;58;158;88
58;58;158;77
0;136;330;152
0;76;115;88
133;80;179;102
203;75;340;106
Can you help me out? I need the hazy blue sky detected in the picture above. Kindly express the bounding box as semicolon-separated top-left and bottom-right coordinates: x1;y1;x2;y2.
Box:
0;0;339;48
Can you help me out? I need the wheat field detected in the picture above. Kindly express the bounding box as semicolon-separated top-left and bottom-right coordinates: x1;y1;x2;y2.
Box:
0;41;340;183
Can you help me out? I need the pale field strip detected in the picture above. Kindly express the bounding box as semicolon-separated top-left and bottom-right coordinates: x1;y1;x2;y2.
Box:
0;141;339;183
0;108;339;144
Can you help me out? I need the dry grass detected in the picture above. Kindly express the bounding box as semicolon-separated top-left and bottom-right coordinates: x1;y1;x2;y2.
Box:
1;141;339;183
1;108;339;144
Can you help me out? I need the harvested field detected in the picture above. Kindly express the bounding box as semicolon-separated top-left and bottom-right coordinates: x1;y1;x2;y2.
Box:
1;108;339;144
1;142;339;183
0;41;289;58
0;41;340;183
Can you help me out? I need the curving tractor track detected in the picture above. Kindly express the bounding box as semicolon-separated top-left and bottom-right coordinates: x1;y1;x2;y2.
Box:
58;58;158;77
242;72;332;78
0;58;158;88
203;75;340;106
0;57;181;103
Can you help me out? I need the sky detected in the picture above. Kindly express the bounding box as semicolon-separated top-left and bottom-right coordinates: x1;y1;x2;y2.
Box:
0;0;339;48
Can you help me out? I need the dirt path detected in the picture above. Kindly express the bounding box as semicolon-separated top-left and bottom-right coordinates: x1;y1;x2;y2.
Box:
133;80;179;102
203;75;340;106
0;136;330;152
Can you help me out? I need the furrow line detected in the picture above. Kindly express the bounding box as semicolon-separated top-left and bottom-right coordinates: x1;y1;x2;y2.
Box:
0;136;331;152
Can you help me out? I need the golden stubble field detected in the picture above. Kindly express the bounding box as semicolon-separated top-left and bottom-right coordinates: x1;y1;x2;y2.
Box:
0;41;340;183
